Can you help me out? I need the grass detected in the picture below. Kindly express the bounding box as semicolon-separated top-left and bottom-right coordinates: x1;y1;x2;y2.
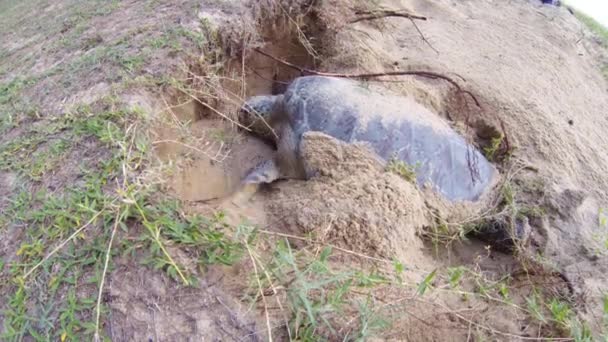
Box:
247;239;394;341
572;10;608;46
0;96;247;339
0;1;241;337
246;229;608;340
386;158;418;183
0;100;130;340
1;0;608;340
570;7;608;80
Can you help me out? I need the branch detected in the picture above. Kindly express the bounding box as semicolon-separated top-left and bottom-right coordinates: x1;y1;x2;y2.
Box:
409;18;439;54
252;48;480;107
351;9;427;23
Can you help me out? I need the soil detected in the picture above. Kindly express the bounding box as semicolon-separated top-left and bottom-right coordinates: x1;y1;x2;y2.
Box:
125;0;608;339
264;132;430;264
2;0;608;340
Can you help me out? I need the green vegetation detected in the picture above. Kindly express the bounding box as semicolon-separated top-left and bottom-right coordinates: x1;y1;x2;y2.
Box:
386;158;418;183
0;98;244;340
2;0;608;340
248;241;391;341
572;10;608;46
570;7;608;80
483;133;505;162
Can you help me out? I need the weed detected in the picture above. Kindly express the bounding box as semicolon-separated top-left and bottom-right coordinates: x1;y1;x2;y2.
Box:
483;133;505;161
526;291;547;324
351;298;391;341
417;269;437;296
386;158;418;183
447;266;465;288
119;54;146;74
392;260;405;283
591;207;608;255
249;240;395;341
146;25;210;55
0;78;34;106
549;298;572;329
518;205;546;219
138;201;244;280
567;316;593;342
498;282;510;300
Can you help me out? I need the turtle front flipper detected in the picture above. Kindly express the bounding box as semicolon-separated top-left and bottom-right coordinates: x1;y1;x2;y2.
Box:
240;122;306;185
242;159;281;185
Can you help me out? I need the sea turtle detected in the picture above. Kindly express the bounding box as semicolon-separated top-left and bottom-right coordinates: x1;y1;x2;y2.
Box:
238;76;498;202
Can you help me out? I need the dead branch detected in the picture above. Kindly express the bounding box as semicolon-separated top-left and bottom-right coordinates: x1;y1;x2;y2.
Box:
252;48;481;107
351;8;438;54
350;9;427;23
409;18;439;54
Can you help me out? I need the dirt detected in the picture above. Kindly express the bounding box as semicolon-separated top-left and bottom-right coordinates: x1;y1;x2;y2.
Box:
106;258;265;342
263;132;430;264
2;0;608;340
134;0;608;339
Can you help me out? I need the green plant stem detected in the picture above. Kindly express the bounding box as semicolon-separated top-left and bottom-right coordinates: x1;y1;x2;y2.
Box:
132;200;189;285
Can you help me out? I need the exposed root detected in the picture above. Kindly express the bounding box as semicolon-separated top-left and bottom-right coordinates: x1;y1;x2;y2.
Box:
350;8;438;53
252;48;481;107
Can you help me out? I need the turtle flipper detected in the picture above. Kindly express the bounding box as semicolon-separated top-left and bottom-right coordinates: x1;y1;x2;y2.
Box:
242;159;280;185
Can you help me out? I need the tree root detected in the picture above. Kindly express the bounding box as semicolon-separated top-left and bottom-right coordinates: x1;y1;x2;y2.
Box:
252;48;481;107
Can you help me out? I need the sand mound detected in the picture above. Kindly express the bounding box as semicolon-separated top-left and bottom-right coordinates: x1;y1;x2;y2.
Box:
265;132;430;263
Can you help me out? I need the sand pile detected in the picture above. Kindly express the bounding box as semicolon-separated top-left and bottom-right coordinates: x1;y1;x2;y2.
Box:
264;132;430;263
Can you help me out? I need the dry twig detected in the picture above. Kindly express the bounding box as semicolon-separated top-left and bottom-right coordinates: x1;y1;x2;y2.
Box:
350;9;427;23
152;139;231;163
94;211;121;342
408;18;440;54
350;9;438;53
24;209;106;279
245;241;274;342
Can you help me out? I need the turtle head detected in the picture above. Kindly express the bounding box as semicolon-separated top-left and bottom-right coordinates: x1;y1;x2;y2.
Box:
239;95;283;142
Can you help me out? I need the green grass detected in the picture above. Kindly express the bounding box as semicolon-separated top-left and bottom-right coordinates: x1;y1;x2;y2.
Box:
0;97;245;340
569;7;608;81
2;0;608;340
249;240;393;341
0;2;244;338
573;10;608;46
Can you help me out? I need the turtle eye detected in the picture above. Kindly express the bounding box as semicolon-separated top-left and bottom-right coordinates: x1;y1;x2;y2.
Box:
237;106;252;125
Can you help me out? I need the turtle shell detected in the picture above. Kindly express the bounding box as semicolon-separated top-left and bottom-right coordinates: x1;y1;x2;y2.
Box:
281;76;497;202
